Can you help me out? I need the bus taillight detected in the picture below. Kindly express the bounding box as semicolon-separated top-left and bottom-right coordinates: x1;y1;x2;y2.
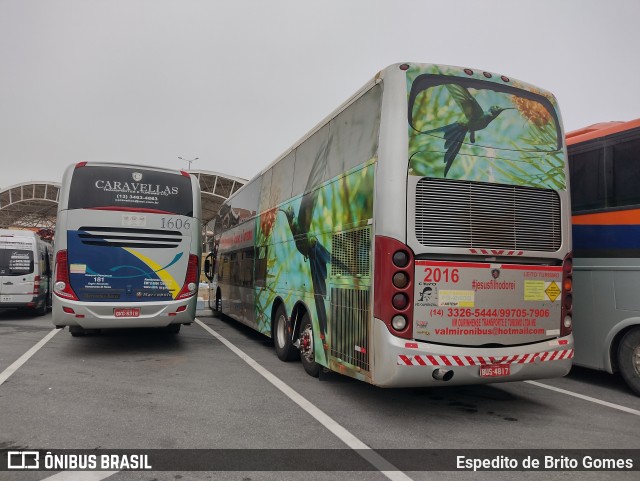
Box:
374;236;414;339
176;254;199;300
53;250;78;301
561;252;573;336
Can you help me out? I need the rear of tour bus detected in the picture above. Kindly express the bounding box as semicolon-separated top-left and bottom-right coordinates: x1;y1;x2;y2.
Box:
0;229;52;316
52;162;202;334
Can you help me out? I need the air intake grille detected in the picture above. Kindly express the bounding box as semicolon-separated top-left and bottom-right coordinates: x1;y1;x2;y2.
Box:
415;179;561;251
331;227;371;277
78;227;182;249
330;288;370;372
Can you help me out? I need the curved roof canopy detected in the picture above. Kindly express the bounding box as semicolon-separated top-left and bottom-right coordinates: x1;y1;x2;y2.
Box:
0;182;60;229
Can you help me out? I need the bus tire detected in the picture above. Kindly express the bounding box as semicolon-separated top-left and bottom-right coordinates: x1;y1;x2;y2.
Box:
69;326;86;337
617;327;640;396
273;305;299;362
299;313;320;377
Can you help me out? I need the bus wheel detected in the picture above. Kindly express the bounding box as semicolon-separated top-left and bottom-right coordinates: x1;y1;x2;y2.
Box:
618;327;640;396
69;326;86;337
299;313;320;377
273;305;299;362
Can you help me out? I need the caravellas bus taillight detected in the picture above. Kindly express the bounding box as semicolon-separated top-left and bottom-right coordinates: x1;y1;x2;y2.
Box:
561;252;573;337
176;254;199;300
54;250;78;301
374;236;414;339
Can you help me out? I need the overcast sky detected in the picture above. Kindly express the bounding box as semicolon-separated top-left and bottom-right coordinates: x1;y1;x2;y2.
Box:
1;0;638;188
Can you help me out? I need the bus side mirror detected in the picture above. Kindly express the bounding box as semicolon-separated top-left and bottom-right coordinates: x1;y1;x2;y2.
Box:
204;254;213;282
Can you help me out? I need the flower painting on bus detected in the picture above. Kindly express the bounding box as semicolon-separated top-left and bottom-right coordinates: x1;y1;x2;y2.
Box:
255;158;375;371
406;64;566;190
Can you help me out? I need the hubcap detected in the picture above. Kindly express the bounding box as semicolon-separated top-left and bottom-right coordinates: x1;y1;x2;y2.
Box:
633;344;640;376
276;314;287;348
300;325;314;363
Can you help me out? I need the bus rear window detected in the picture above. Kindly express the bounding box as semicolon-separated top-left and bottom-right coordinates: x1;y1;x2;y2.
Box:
68;166;194;216
0;249;34;276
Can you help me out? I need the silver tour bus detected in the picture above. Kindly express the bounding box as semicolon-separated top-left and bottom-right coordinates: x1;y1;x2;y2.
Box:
206;63;574;388
52;162;202;335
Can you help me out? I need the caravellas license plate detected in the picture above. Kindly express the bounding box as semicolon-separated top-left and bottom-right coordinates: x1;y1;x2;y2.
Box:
114;308;140;318
479;364;511;378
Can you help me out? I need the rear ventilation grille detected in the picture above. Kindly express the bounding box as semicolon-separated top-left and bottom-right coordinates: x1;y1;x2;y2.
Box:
331;227;371;277
415;178;561;251
330;288;370;372
78;226;182;249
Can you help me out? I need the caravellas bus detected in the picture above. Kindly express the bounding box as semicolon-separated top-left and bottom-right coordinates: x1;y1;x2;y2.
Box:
53;162;202;336
205;63;574;387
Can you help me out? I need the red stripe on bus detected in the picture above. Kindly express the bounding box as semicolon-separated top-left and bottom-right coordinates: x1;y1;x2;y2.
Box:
501;265;562;271
415;260;492;269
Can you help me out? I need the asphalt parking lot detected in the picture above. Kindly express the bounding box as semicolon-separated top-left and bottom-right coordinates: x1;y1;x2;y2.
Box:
1;309;639;481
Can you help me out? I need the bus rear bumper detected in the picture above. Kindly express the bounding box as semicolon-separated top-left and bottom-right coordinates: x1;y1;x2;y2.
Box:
52;296;196;329
371;318;574;388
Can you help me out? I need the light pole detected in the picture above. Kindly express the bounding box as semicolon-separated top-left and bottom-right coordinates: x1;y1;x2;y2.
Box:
178;156;199;170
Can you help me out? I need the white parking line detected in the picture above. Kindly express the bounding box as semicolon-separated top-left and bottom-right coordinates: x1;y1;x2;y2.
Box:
525;380;640;416
195;318;416;481
39;471;118;481
0;328;60;387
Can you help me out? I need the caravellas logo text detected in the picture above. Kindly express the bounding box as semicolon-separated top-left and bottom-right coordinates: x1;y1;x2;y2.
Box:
94;180;179;196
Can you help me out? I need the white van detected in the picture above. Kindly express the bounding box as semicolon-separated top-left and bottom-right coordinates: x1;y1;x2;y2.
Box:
0;229;52;316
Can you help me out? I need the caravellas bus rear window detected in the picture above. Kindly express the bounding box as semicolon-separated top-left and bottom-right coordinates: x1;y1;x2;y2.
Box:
68;166;194;216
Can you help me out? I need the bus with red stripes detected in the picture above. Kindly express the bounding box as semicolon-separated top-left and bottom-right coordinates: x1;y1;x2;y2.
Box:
567;118;640;395
206;63;574;387
52;162;202;336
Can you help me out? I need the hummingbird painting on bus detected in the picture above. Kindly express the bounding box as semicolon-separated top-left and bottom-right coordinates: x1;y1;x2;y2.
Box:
406;64;566;190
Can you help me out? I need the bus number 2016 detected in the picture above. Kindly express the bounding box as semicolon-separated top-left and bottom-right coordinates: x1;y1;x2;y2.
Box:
423;268;459;283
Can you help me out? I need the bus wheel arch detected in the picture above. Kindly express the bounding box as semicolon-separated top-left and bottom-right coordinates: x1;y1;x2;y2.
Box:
272;299;299;362
616;326;640;396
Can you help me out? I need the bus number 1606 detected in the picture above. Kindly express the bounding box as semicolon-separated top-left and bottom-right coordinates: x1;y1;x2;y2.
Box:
423;267;459;283
161;217;191;230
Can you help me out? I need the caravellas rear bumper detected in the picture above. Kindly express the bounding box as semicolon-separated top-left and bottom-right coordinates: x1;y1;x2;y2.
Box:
52;296;196;329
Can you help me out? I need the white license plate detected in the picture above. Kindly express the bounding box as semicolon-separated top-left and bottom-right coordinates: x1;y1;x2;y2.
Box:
479;364;511;378
114;308;140;318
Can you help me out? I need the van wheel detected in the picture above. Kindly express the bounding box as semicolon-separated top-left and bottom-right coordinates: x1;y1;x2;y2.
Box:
618;327;640;396
273;305;299;362
69;326;86;337
35;301;47;316
299;313;320;377
166;324;181;334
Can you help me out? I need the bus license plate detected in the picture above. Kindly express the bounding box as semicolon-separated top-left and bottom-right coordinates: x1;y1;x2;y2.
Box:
114;308;140;318
480;364;510;378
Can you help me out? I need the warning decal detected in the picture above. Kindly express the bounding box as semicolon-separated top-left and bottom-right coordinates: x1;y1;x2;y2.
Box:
545;282;561;302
